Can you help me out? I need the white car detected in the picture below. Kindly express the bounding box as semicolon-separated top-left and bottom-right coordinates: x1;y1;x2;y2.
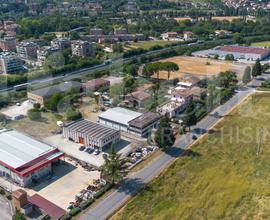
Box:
93;149;100;155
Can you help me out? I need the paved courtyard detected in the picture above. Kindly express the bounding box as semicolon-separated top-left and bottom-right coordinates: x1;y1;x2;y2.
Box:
0;160;100;210
44;135;105;167
1;100;33;120
0;195;12;220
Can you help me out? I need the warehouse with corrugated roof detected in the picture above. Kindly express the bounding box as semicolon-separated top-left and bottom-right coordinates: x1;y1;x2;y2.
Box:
62;119;120;150
0;129;64;187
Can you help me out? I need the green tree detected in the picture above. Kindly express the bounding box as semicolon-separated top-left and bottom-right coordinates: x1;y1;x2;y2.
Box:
252;59;262;77
66;107;82;121
113;43;123;53
217;71;238;88
12;210;26;220
101;145;127;184
123;74;136;94
242;66;251;84
225;54;234;61
182;100;197;131
44;92;64;112
124;64;139;76
155;116;175;150
161;61;179;80
27;108;42;121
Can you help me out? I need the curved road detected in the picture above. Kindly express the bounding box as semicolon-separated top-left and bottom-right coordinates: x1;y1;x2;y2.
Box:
80;86;255;220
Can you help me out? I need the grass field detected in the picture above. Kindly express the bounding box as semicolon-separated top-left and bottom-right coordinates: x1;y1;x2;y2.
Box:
252;41;270;47
151;56;246;80
124;41;175;50
6;112;61;139
112;93;270;220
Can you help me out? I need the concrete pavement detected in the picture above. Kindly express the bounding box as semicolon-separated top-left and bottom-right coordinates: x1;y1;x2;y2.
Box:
80;87;255;220
0;195;12;220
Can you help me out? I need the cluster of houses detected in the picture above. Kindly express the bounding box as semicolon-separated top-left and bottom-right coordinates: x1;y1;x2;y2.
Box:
157;75;206;118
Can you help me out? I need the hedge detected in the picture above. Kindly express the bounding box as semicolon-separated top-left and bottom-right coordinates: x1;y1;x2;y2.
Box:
69;207;81;216
60;214;72;220
94;183;114;199
79;198;95;210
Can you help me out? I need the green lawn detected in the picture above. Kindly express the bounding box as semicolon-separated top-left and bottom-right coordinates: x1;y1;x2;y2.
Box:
252;41;270;47
124;41;175;50
112;93;270;220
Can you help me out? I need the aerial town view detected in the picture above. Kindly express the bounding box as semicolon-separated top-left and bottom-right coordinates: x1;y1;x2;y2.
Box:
1;0;270;220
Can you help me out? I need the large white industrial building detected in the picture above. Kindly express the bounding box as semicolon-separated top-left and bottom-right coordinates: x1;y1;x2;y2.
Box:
209;45;270;61
98;107;160;137
62;119;120;150
0;129;64;187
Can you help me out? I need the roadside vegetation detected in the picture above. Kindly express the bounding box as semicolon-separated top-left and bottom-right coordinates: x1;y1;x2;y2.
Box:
112;93;270;220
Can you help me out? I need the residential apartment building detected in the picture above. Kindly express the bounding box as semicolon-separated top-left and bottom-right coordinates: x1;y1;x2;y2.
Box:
71;40;92;57
16;41;38;60
51;37;71;50
0;36;17;52
0;52;23;74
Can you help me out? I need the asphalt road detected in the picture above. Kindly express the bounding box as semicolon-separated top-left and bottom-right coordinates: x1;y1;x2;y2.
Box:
0;195;12;220
80;86;255;220
0;41;197;93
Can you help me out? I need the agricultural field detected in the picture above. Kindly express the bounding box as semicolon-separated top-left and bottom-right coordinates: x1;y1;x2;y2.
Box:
174;16;245;22
124;41;175;50
151;56;246;80
112;93;270;220
251;41;270;47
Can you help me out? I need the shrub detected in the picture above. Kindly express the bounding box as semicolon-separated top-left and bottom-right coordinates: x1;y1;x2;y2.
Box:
0;188;5;195
6;194;12;200
60;213;71;220
79;198;95;210
27;108;42;121
94;183;114;199
69;207;81;216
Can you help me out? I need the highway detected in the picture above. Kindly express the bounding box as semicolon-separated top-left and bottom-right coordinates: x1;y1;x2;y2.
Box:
80;86;255;220
0;41;198;93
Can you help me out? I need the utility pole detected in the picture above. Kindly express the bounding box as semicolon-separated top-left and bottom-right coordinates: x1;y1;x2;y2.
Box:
256;128;263;157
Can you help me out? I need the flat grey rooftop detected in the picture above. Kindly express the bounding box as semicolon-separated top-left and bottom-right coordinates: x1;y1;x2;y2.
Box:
64;119;120;140
98;107;142;126
0;129;55;169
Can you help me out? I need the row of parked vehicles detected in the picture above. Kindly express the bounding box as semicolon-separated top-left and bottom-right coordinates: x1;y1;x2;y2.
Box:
79;145;100;155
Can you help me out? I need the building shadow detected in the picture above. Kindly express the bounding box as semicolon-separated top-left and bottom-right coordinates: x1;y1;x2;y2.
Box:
30;160;77;192
104;139;131;153
117;177;145;196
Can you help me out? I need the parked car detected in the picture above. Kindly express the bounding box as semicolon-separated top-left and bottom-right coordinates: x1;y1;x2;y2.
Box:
79;146;86;151
93;149;100;155
192;135;198;140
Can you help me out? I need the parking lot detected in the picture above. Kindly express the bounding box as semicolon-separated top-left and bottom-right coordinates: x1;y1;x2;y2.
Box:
1;100;33;120
43;134;135;167
44;135;105;167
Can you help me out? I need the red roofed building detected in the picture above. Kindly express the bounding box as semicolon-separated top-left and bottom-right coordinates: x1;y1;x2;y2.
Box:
0;129;64;187
28;194;66;220
210;45;270;61
82;78;110;91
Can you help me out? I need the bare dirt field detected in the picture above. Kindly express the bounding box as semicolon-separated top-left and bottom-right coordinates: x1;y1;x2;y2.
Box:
152;56;247;80
174;16;252;22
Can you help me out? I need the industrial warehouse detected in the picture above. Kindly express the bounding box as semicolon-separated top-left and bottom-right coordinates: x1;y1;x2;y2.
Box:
209;45;270;60
0;129;64;187
62;119;120;150
98;107;160;137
